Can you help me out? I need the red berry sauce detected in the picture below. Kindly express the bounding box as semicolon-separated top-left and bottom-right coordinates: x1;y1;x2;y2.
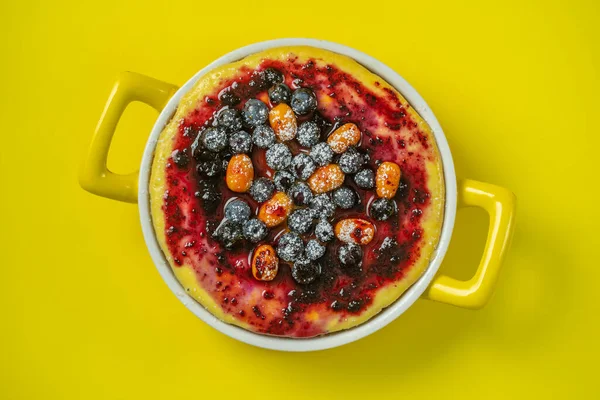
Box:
160;56;435;337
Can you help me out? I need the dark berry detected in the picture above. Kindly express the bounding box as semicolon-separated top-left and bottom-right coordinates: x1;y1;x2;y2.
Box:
213;219;243;249
216;108;243;132
273;170;295;192
288;182;313;206
354;169;375;189
242;219;268;243
191;134;204;159
332;187;356;209
296;121;321;147
202;126;228;152
338;148;363;174
277;232;304;262
315;220;334;242
291;88;318;115
196;159;224;177
195;180;221;212
347;300;363;312
171;149;189;168
252;125;276;148
219;88;240;106
338;243;363;269
291;153;316;180
243;99;269;126
292;258;321;285
370;198;397;221
249;177;275;203
229;130;252;154
263;68;284;85
224;199;251;224
266;143;292;170
309;194;335;219
268;83;291;104
305;239;325;260
310;142;333;166
287;209;313;234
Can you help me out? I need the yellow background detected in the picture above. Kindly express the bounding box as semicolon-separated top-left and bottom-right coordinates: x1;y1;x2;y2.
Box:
1;0;598;398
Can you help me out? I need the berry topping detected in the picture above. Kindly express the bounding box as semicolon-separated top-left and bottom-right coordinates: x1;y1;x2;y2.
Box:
262;68;284;85
315;220;335;242
171;149;189;168
287;209;313;234
249;177;275;203
277;232;304;262
202;126;228;152
335;218;375;245
243;99;269;126
258;192;293;227
327;123;361;154
219;89;240;106
224;199;251;224
296;121;321;147
196;158;225;177
273;170;295;192
332;187;356;209
243;218;268;243
213;219;243;249
338;243;363;269
288;182;313;206
292;258;321;285
376;161;402;199
370;198;397;221
216;108;243;132
291;88;318;115
291;153;317;180
265;143;292;170
252;244;279;281
354;168;375;189
305;239;325;260
309;194;336;219
269;103;297;142
338;147;363;174
252;125;276;148
307;164;345;194
229;130;253;154
309;142;334;166
195;180;222;212
226;154;254;192
268;83;291;104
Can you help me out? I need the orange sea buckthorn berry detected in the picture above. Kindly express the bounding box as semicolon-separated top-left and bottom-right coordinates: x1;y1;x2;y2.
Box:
252;244;279;281
335;218;375;245
226;154;254;193
376;161;401;199
269;103;297;142
327;123;361;154
257;191;293;227
307;164;345;194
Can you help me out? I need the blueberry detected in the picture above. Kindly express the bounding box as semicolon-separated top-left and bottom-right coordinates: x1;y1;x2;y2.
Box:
305;239;325;260
195;180;222;212
273;170;295;192
224;199;251;224
268;83;291;104
243;99;269;126
219;89;241;107
193;148;217;162
287;209;313;234
216;108;243;132
354;168;375;189
310;142;333;166
202;126;228;152
309;194;335;219
249;178;275;203
171;149;189;168
265;143;292;170
213;219;243;249
315;220;334;242
291;88;318;115
229;130;252;154
291;153;316;180
296;121;321;147
292;258;321;285
262;68;284;85
288;182;313;206
196;159;224;177
242;219;268;243
277;232;304;262
252;125;276;148
338;148;363;174
332;187;356;209
338;243;363;269
370;198;397;221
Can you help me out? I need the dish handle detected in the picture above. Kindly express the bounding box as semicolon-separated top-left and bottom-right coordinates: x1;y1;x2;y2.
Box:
79;72;178;203
424;179;516;309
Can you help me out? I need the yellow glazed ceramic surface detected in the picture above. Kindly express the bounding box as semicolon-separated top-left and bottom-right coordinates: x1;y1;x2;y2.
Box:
1;0;599;398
